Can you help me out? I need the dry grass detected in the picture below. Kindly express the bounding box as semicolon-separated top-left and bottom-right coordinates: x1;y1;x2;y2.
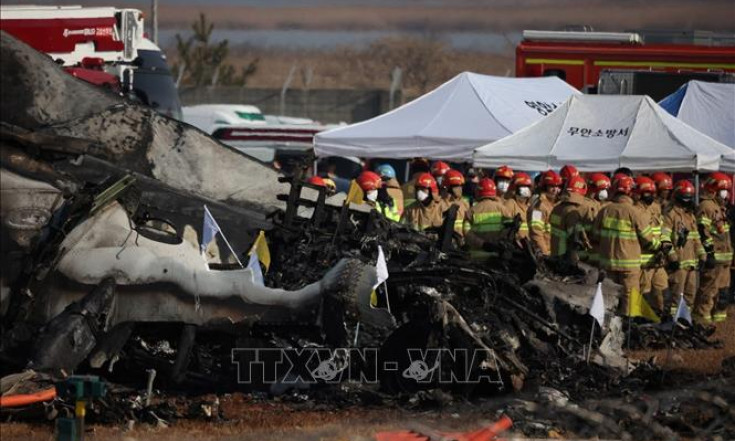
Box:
145;1;735;32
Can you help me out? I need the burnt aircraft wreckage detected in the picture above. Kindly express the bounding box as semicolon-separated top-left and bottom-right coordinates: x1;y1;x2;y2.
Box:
0;29;726;412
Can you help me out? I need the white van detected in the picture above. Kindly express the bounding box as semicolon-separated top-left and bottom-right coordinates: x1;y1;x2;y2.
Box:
182;104;266;134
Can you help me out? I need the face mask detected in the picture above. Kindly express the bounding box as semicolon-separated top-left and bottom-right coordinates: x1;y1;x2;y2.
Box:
366;190;378;202
642;194;654;205
597;189;608;201
416;190;430;202
518;186;531;198
435;176;443;186
719;189;729;200
497;180;510;193
677;196;693;207
451;186;463;198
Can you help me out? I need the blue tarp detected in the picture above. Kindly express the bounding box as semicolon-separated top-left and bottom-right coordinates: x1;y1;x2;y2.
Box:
658;83;688;116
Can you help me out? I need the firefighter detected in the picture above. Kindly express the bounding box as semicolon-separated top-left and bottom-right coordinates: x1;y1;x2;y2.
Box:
696;172;733;324
494;165;514;198
652;172;673;207
635;176;669;316
357;171;400;222
465;178;511;260
592;175;666;314
401;172;444;232
440;169;471;237
587;173;611;210
376;163;404;217
503;172;533;241
662;180;705;313
550;175;598;262
402;158;430;209
528;170;562;258
431;160;451;187
559;164;579;189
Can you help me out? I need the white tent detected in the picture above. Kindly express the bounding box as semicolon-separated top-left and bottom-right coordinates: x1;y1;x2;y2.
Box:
314;72;580;161
473;95;735;172
659;81;735;148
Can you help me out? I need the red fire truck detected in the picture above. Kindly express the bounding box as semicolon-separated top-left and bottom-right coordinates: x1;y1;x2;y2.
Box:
516;30;735;95
0;5;181;119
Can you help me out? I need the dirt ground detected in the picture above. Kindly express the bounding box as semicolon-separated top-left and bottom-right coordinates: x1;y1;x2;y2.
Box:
2;306;733;441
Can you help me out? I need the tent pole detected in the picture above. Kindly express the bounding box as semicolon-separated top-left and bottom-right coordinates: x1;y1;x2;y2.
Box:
694;172;700;205
405;160;410;183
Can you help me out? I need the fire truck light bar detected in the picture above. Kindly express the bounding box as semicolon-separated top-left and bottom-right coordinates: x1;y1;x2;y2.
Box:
523;30;643;44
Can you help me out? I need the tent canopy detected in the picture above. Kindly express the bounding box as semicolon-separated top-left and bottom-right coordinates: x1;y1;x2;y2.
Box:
659;81;735;148
314;72;580;161
473;94;735;172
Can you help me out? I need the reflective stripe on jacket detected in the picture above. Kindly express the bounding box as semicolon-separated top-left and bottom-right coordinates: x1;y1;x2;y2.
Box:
503;196;530;240
697;196;733;264
528;193;555;256
550;192;598;258
663;203;705;270
592;194;660;271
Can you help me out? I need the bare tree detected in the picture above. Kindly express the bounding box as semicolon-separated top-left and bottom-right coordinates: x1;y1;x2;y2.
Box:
171;13;259;87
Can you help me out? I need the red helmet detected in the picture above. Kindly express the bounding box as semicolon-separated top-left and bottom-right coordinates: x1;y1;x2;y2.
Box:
431;161;451;177
307;176;326;187
588;173;611;192
705;172;731;193
357;171;383;192
651;172;673;191
494;165;514;180
634;176;656;195
673;180;695;199
540;170;563;189
416;172;439;196
566;175;587;195
476;178;497;199
512;172;533;188
442;169;465;188
613;175;635;195
612;173;628;184
560;165;579;183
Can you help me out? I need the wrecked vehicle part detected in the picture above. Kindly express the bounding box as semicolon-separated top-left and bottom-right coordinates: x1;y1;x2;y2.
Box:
28;278;117;371
2;31;287;213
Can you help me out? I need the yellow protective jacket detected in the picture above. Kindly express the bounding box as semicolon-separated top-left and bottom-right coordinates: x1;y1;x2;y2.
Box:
401;199;444;232
697;195;733;264
441;195;471;236
592;194;661;271
636;200;665;268
663;203;705;269
385;178;405;218
465;197;510;258
550;192;598;258
528;193;556;256
503;196;530;240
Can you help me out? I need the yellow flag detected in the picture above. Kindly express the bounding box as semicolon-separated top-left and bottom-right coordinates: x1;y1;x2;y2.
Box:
250;230;271;272
345;179;364;205
627;288;660;323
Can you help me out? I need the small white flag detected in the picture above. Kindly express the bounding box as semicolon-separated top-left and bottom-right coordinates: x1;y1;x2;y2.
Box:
589;282;605;327
374;245;389;289
248;252;264;286
201;205;221;256
674;293;692;325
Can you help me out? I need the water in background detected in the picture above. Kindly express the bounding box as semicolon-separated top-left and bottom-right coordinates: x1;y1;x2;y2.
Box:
158;29;522;54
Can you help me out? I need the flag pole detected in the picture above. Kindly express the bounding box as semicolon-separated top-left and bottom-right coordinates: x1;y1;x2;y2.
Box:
586;317;595;364
383;281;392;314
